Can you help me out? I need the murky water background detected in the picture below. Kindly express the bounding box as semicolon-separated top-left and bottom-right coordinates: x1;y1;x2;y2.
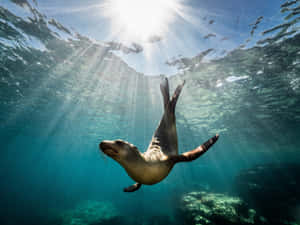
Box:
0;1;300;225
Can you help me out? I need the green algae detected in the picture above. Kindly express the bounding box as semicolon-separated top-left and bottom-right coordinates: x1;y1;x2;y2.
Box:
60;201;119;225
180;191;262;225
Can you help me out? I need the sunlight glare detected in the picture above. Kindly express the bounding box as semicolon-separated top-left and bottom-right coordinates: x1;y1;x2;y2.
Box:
103;0;182;41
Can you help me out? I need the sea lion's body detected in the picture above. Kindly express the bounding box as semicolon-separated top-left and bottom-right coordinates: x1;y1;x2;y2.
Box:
123;153;172;185
99;78;219;192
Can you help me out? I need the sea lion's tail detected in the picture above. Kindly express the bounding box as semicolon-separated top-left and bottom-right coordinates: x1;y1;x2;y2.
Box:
160;78;185;114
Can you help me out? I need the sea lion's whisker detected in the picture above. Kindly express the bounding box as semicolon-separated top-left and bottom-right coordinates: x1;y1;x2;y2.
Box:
100;150;107;161
111;148;118;154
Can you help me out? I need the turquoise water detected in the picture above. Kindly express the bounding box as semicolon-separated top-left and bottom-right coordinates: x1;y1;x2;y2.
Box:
1;1;300;225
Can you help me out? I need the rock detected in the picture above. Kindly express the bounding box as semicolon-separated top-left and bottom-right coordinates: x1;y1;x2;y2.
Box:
130;214;175;225
60;200;120;225
235;164;300;223
178;191;263;225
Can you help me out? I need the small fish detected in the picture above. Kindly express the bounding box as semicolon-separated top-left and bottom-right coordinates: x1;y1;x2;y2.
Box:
148;35;163;43
209;19;215;25
204;33;216;39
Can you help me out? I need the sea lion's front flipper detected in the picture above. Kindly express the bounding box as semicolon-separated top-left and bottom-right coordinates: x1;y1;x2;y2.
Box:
123;183;142;192
172;134;219;163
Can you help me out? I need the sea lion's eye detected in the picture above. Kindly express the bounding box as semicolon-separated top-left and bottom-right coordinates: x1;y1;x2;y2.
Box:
115;140;123;145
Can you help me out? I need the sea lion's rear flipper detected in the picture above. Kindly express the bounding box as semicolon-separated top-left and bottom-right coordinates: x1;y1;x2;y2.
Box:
150;78;185;156
160;77;170;111
160;78;185;113
123;183;142;192
172;134;219;163
170;80;185;113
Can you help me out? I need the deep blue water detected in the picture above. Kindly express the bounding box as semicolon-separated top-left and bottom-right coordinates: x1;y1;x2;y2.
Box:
0;1;300;225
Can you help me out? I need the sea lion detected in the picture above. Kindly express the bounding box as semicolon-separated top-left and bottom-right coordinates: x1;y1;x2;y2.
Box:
99;78;219;192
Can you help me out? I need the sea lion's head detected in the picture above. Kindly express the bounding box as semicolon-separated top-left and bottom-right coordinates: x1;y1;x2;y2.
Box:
99;139;142;164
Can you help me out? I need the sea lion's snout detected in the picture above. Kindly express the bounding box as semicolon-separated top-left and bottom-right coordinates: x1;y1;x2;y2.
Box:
99;139;137;163
99;140;119;157
99;141;108;151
